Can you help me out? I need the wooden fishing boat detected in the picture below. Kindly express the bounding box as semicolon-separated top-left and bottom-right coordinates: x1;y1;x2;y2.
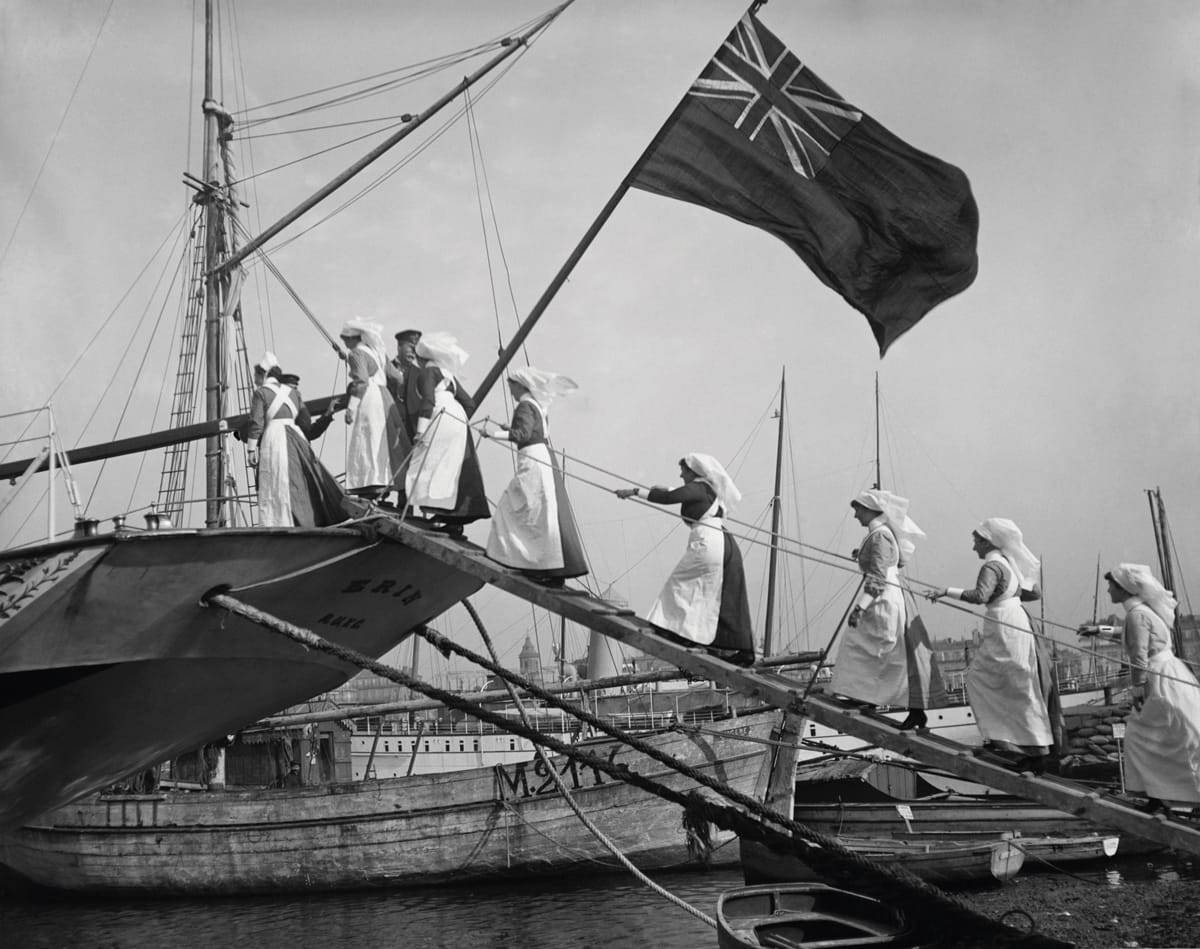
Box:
716;883;923;949
785;757;1130;869
791;796;1117;843
0;709;775;894
740;834;1026;887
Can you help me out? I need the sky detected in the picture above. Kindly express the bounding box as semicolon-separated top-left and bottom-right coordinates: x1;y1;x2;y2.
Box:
2;0;1199;679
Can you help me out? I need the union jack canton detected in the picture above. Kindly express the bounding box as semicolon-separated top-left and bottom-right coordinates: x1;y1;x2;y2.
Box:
688;14;862;179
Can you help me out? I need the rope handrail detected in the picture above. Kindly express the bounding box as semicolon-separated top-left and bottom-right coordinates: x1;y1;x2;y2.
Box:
466;414;1190;684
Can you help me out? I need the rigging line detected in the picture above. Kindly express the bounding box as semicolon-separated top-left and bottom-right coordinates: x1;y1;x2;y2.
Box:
228;218;340;352
1163;518;1193;617
0;0;116;273
236;53;480;132
884;401;977;520
3;233;187;528
82;219;194;514
226;0;276;356
477;118;526;352
783;423;812;634
229;114;412;187
233;45;495;121
186;0;198;212
122;239;199;518
0;206;192;469
244;106;458;258
466;85;530;372
239;114;424;141
261;55;525;258
466;89;504;346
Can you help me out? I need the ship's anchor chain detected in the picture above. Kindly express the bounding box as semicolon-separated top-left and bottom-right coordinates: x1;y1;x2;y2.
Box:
200;590;1070;949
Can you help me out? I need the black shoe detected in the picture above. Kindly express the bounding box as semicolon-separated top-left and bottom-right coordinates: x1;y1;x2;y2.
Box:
719;649;756;667
898;710;927;731
528;575;565;588
1010;755;1046;775
1143;797;1171;816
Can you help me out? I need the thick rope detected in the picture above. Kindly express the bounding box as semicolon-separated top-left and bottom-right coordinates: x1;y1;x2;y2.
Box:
459;599;718;928
201;591;1069;948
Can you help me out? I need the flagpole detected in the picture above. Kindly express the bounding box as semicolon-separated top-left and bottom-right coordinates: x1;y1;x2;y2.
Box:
470;96;694;408
471;1;772;408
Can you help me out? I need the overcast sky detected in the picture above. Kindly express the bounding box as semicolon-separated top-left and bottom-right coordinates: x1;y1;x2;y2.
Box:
3;0;1199;677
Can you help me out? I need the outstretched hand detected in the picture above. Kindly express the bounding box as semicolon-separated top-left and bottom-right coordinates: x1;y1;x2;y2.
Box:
926;588;948;602
615;487;638;500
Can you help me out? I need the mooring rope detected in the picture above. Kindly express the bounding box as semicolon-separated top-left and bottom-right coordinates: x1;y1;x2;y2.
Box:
459;599;718;928
200;591;1069;948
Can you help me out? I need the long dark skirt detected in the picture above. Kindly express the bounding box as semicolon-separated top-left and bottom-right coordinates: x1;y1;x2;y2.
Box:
426;436;490;525
285;429;346;527
523;450;589;581
712;529;754;652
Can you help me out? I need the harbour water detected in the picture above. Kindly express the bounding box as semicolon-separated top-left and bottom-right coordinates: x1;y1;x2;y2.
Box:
1;867;744;949
3;854;1199;949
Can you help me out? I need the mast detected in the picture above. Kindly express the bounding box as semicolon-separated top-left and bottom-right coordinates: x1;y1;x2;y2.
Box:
1147;486;1185;656
873;372;881;490
201;0;226;526
762;369;786;657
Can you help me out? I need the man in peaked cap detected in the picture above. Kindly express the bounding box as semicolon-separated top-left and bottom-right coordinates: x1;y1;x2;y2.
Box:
387;329;423;441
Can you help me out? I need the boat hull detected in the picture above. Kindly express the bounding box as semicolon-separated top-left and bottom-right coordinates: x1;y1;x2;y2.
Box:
0;527;481;829
0;711;776;894
716;883;923;949
739;836;1024;886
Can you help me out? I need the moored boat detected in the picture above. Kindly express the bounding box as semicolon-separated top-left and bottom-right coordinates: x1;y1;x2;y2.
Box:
0;709;776;894
740;834;1026;887
0;522;480;830
716;883;923;949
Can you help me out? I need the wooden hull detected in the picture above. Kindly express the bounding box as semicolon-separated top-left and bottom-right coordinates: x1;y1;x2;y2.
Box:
0;711;776;894
0;528;482;830
741;831;1118;888
792;798;1101;839
717;883;923;948
740;836;1025;886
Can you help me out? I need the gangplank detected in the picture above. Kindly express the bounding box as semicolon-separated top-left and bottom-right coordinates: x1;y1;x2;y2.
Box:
367;509;1200;858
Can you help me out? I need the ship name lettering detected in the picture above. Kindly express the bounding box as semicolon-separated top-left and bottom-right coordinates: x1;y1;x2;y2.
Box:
494;757;607;800
340;578;422;605
317;612;364;629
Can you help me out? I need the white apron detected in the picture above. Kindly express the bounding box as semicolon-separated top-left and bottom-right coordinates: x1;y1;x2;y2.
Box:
831;525;909;706
486;400;563;569
646;498;724;645
407;380;467;513
1123;606;1200;803
346;362;392;491
966;554;1053;747
257;390;295;528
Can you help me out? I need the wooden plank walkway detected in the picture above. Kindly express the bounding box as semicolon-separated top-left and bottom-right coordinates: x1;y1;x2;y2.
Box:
372;510;1200;858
